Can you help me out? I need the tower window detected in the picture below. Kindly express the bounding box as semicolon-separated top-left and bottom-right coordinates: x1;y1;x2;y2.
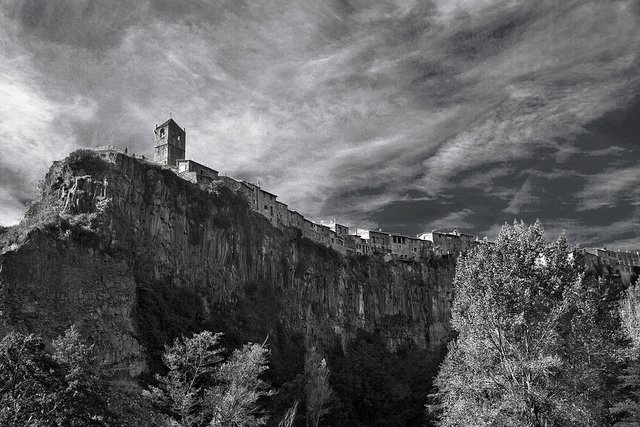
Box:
160;128;165;137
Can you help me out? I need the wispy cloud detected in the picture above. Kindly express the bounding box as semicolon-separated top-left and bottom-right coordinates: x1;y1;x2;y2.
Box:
425;208;476;231
0;0;639;247
504;178;538;214
0;10;96;223
578;167;640;211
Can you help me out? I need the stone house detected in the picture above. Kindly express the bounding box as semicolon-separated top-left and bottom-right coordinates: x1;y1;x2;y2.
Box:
369;230;391;254
289;210;305;230
176;160;219;184
276;201;289;227
417;230;462;255
345;234;371;256
330;231;347;255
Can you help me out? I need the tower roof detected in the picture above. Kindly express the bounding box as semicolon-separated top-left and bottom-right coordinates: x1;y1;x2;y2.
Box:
155;118;183;131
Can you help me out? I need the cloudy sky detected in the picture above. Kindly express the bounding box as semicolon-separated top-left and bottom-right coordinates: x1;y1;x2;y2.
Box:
1;0;639;248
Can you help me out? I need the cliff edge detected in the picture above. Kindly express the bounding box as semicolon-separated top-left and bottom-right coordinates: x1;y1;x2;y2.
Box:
0;149;455;380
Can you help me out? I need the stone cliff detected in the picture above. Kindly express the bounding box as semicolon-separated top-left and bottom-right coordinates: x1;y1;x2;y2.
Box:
0;150;455;381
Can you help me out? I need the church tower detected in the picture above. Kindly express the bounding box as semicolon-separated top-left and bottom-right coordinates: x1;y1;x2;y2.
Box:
154;118;186;166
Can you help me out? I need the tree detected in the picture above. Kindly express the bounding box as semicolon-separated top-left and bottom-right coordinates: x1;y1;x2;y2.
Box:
305;347;333;427
0;327;110;426
50;326;110;424
207;341;273;426
278;400;299;427
152;331;225;426
151;331;273;427
612;283;640;422
0;331;62;425
430;220;625;426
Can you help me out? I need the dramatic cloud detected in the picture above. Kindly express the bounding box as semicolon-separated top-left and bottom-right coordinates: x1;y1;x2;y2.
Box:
0;0;639;247
578;167;640;211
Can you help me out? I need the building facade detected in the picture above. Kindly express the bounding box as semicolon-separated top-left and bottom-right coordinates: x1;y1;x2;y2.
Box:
154;119;186;166
177;159;219;184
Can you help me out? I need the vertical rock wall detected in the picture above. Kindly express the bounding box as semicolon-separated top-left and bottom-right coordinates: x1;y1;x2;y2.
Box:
0;150;456;378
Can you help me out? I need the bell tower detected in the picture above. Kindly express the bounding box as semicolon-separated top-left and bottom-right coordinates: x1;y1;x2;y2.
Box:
154;118;186;166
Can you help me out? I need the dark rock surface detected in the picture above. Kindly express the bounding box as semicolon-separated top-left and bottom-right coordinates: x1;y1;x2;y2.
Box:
0;150;456;380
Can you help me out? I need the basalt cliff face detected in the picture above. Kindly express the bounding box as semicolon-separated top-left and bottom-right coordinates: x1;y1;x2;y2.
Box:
0;150;455;380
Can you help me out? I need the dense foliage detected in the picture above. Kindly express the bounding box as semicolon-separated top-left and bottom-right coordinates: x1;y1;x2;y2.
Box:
0;328;289;427
614;283;640;422
0;327;110;426
326;332;444;427
430;221;627;426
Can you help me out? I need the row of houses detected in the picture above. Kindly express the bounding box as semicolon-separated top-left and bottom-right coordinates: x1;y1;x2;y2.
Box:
179;156;640;274
136;117;492;262
96;147;491;261
92;144;640;271
169;159;487;260
582;248;640;284
104;135;638;269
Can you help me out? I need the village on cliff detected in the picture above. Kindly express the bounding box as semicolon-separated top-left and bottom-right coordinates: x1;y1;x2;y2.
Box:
96;118;640;282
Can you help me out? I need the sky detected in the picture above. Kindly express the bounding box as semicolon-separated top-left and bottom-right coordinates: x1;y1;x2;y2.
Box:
0;0;639;249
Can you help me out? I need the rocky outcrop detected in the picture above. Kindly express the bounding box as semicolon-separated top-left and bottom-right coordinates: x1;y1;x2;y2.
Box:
0;150;455;379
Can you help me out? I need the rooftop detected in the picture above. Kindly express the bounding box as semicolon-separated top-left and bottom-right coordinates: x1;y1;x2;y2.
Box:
155;118;183;131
